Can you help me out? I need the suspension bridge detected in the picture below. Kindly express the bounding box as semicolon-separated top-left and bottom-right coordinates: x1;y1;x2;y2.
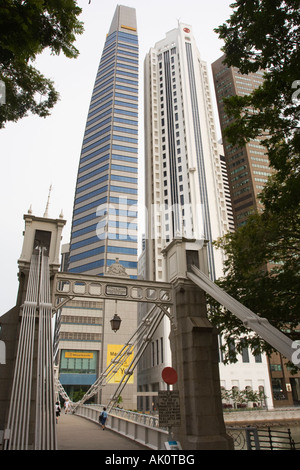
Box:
0;212;299;450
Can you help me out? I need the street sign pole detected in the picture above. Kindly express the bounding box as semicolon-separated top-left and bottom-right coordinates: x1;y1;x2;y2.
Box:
160;367;181;450
167;383;171;443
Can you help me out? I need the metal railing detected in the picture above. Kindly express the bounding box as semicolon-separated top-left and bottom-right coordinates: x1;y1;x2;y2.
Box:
74;405;300;451
107;406;161;428
227;426;300;450
75;404;168;450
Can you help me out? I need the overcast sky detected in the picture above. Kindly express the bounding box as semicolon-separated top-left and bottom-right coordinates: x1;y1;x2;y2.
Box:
0;0;233;313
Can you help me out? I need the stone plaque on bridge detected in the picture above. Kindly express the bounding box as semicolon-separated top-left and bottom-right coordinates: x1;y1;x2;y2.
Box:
158;390;181;428
105;285;128;296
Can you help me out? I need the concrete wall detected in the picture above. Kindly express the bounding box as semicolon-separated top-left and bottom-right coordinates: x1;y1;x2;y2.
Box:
224;407;300;426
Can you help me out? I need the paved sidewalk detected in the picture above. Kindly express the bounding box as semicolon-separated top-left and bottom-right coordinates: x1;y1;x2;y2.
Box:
56;413;148;450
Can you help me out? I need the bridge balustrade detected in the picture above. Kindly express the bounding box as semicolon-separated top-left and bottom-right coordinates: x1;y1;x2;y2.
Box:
74;404;168;450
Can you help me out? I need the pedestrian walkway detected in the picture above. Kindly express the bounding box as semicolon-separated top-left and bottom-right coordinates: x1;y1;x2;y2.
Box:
56;413;148;450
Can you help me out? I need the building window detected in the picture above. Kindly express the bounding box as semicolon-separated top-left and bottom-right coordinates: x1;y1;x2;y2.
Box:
272;378;286;401
242;346;250;363
255;353;262;363
270;364;282;372
60;351;98;374
151;342;155;367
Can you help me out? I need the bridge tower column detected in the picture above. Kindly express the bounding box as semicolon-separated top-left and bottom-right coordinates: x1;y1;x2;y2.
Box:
0;209;66;450
163;238;233;450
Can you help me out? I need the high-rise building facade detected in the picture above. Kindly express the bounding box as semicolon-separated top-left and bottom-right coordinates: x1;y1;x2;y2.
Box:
138;23;232;410
137;25;276;412
212;55;274;228
144;24;230;285
55;6;139;409
218;143;235;232
68;5;139;278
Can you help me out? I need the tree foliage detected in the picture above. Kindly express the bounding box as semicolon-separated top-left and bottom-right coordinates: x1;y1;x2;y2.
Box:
221;387;267;408
210;0;300;362
210;203;300;362
0;0;84;127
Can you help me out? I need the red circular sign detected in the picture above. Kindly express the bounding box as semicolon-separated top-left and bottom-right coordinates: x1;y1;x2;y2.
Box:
162;367;178;385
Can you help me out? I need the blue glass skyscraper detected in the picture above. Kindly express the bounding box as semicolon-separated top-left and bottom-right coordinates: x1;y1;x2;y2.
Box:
68;5;138;278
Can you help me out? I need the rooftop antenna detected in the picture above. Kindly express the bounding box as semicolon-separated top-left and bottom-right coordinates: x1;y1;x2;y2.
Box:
43;184;52;218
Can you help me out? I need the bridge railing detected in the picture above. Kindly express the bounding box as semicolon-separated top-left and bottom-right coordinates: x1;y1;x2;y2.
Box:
226;426;300;450
74;404;168;450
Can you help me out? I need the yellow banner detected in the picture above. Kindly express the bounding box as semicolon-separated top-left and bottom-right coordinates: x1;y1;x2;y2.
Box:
65;352;93;359
107;344;134;384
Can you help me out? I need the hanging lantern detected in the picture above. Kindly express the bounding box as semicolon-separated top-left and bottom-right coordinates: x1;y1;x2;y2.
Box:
110;314;121;333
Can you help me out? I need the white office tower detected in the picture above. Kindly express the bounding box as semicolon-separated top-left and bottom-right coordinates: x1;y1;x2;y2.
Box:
138;24;230;410
138;23;273;412
144;24;229;284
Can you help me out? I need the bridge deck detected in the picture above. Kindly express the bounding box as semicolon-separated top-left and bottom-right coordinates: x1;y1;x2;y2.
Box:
57;413;148;451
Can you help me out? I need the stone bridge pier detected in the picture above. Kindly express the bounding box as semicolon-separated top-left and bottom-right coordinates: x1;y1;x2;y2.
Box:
164;238;234;450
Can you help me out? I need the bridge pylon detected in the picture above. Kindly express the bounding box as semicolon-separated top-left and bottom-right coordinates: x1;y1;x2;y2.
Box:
162;238;234;450
0;210;66;450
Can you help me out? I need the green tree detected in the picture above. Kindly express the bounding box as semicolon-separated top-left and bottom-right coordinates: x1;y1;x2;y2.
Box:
0;0;84;128
72;388;86;403
210;0;300;361
210;204;300;361
116;395;123;407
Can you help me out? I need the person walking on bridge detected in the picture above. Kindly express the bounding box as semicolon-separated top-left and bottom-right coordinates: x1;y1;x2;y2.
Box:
99;407;108;430
55;401;61;424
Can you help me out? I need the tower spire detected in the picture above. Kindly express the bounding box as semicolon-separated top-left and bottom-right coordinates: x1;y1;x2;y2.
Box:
43;184;52;218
